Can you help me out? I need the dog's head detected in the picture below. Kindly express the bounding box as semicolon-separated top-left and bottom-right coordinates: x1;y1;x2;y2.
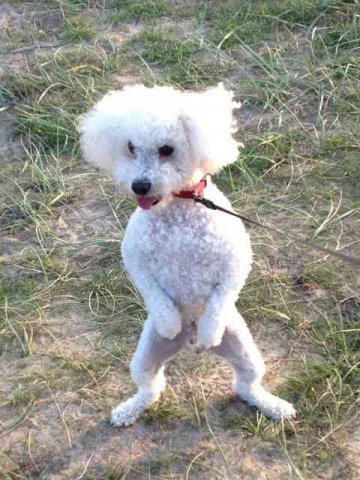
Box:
79;84;241;206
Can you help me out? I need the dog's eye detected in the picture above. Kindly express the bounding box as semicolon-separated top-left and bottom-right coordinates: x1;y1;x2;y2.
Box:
158;145;174;157
128;141;135;154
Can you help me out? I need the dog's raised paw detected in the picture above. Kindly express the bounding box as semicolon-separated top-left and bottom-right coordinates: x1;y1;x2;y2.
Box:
196;325;225;349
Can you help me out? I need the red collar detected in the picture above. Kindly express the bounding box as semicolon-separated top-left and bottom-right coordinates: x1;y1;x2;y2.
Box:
136;178;207;209
173;178;207;199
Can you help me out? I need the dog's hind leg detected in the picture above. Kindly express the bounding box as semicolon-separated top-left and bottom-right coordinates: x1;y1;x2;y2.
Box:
212;307;296;421
110;317;187;427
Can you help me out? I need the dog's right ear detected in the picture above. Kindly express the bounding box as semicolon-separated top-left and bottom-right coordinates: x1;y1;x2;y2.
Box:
78;92;117;173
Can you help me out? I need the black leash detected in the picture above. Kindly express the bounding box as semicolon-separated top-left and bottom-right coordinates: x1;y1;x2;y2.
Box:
194;196;360;268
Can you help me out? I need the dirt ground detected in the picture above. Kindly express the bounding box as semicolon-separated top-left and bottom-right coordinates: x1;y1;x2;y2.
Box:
0;1;359;479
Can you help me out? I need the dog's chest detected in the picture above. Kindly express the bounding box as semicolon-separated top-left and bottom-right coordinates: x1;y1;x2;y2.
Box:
123;206;245;306
151;226;224;305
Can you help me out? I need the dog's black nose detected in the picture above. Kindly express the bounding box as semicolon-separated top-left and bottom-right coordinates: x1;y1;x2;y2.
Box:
132;179;152;195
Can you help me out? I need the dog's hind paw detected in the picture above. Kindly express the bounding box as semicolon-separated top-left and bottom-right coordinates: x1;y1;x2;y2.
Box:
110;398;145;427
265;396;296;421
235;382;296;422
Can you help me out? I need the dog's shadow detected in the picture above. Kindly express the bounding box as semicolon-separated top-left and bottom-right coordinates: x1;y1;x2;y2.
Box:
42;395;257;477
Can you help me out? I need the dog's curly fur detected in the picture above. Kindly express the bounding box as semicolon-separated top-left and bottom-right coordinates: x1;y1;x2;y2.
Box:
79;83;296;427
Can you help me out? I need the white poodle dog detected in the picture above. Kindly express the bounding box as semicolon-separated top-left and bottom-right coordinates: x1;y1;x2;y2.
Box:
79;84;296;427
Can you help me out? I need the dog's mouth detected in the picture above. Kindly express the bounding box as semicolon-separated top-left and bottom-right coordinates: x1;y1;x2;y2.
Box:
137;196;161;210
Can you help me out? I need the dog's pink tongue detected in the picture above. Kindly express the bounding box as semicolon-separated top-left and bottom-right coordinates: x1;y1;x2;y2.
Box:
137;196;158;210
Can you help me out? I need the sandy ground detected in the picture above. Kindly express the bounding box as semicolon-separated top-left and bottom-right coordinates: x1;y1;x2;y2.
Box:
0;2;359;479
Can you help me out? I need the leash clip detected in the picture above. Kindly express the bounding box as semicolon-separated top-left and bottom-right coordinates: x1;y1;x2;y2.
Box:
194;196;217;210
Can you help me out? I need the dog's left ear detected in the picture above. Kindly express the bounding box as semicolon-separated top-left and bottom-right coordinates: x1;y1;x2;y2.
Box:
180;83;242;174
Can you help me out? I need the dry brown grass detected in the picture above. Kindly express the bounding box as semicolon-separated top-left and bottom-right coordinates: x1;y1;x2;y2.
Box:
0;1;359;478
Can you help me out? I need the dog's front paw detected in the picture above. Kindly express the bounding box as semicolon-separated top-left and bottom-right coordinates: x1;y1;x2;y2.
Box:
154;306;182;340
196;320;225;349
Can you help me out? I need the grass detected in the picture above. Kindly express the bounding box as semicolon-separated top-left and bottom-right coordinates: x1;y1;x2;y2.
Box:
129;28;235;88
0;145;76;233
60;14;96;43
142;399;188;426
3;45;124;150
108;0;170;23
0;0;359;478
0;276;44;356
